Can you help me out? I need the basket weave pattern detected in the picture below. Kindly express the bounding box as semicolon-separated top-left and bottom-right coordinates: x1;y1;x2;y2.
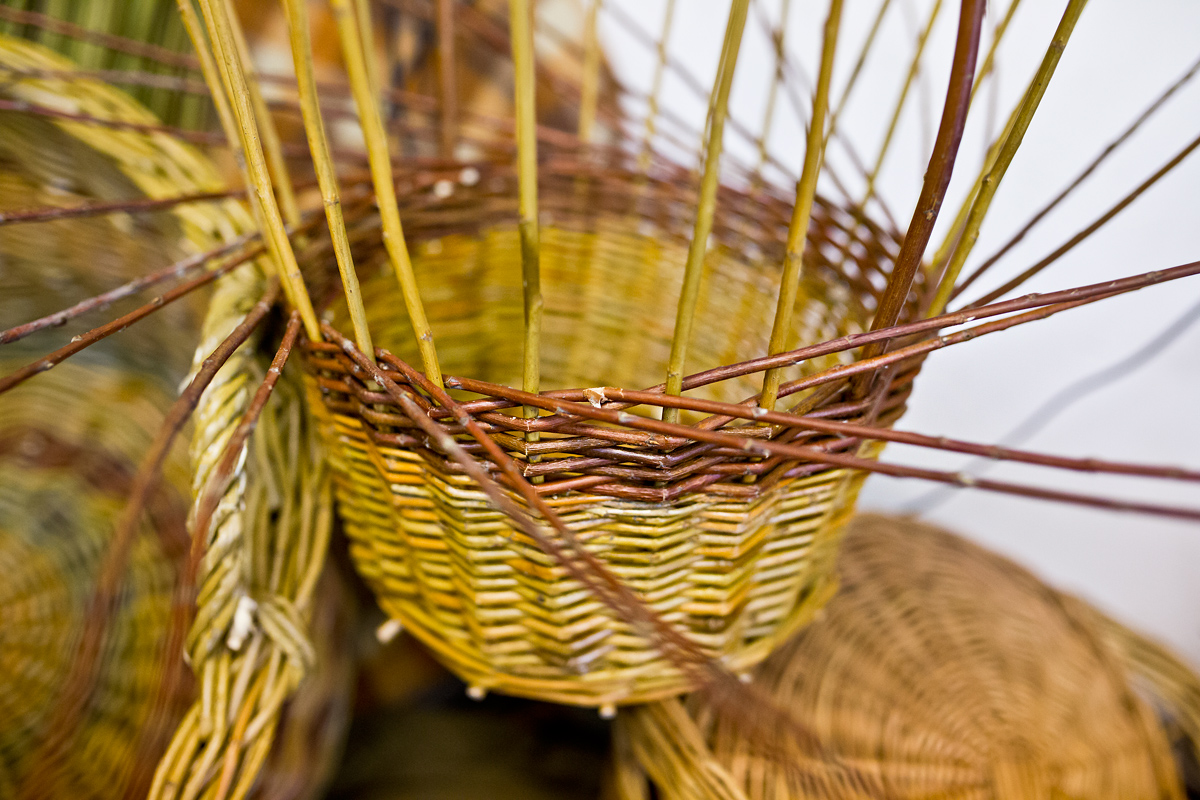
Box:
304;167;916;705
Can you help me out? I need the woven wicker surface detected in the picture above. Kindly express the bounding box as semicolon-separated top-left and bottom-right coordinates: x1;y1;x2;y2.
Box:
303;162;915;706
616;513;1183;800
0;362;188;800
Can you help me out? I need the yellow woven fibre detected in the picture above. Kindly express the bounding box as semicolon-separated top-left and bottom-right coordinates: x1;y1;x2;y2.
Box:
309;201;897;706
0;363;185;800
617;514;1184;800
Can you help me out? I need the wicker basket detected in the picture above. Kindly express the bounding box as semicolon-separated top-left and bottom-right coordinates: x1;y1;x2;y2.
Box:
0;362;187;800
614;513;1184;800
303;162;917;707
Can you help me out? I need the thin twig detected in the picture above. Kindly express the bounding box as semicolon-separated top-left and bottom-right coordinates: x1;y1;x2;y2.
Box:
926;0;1089;316
0;188;238;227
663;0;750;424
760;0;844;411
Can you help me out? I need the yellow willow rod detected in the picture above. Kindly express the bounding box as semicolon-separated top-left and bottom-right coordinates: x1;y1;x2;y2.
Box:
221;0;299;228
509;0;543;439
755;0;792;176
578;0;602;142
927;0;1089;317
330;0;442;385
193;0;319;339
638;0;676;171
862;0;943;209
279;0;374;361
760;0;844;412
662;0;750;425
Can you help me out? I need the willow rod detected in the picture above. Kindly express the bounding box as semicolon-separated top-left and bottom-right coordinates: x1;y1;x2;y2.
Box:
760;0;844;412
857;0;985;389
436;0;458;157
280;0;374;361
191;0;321;339
663;0;750;424
754;0;792;176
329;0;442;385
926;0;1089;317
861;0;944;208
826;0;892;141
578;0;603;142
639;0;676;170
509;0;543;431
221;0;299;227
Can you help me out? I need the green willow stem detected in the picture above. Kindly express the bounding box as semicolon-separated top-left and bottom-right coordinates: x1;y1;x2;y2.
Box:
927;0;1089;317
662;0;750;424
760;0;844;412
330;0;442;385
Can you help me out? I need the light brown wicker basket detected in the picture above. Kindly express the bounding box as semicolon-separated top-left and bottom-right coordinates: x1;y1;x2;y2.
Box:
0;362;187;800
303;161;916;707
614;513;1184;800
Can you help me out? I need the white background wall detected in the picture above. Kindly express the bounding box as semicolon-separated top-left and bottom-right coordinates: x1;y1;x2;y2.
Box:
600;0;1200;664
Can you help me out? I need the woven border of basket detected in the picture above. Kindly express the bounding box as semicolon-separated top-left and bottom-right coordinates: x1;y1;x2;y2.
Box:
0;362;189;800
614;514;1184;800
301;158;918;706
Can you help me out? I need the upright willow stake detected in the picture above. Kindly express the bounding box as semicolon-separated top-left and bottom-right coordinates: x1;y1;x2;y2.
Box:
280;0;374;361
754;0;792;178
662;0;750;425
192;0;320;339
926;0;1089;317
856;0;985;392
827;0;892;142
330;0;442;385
221;0;299;228
509;0;543;433
436;0;458;157
759;0;843;413
577;0;602;142
638;0;675;171
861;0;943;209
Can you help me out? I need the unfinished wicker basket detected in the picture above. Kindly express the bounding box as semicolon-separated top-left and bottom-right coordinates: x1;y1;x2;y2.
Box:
303;160;916;707
614;513;1184;800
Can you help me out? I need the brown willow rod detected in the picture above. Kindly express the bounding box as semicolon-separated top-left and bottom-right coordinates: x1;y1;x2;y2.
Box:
760;0;844;412
926;0;1089;317
563;386;1200;485
0;97;222;145
453;259;1200;410
508;0;544;443
860;0;943;208
663;0;750;425
0;5;200;70
0;231;256;344
15;281;279;800
280;0;374;361
857;0;985;391
436;0;459;157
329;327;850;768
954;50;1200;300
329;0;443;385
0;66;210;94
0;188;237;227
0;244;264;396
966;128;1200;309
192;0;321;339
443;364;1200;523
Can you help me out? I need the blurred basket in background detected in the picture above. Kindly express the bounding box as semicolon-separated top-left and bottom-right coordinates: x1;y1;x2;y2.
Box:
614;514;1185;800
0;362;188;800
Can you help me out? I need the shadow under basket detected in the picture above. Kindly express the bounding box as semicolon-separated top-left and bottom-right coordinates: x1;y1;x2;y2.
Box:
303;167;916;706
